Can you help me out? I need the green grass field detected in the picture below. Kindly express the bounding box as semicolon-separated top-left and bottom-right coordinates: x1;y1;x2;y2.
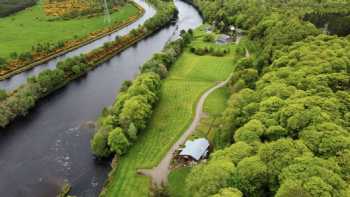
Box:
0;0;139;59
103;28;236;197
168;167;192;197
190;85;231;145
204;87;230;116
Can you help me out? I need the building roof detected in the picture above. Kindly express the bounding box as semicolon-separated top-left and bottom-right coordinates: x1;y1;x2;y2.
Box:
179;138;210;161
216;34;232;44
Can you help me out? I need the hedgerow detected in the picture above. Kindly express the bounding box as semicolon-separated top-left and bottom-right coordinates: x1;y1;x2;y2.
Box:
0;0;178;128
91;30;193;158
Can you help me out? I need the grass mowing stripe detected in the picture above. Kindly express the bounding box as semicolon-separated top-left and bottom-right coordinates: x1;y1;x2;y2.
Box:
106;80;214;197
203;86;230;116
104;27;236;197
168;167;192;197
168;52;234;82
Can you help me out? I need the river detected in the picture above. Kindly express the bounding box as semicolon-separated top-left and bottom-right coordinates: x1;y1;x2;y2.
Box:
0;0;202;196
0;0;156;91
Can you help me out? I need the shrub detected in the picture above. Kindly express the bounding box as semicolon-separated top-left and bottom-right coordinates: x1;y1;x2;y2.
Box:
126;122;138;141
0;89;7;101
18;52;33;61
186;159;236;197
0;57;7;67
72;65;81;75
91;130;111;158
204;33;215;42
108;127;130;155
191;46;229;57
119;95;152;130
9;52;18;59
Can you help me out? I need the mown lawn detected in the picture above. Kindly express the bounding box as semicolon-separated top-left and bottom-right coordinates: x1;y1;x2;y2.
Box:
168;167;192;197
0;0;36;17
103;28;236;197
204;86;230;116
0;0;139;59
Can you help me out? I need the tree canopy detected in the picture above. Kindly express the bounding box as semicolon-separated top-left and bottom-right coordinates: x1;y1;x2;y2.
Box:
185;0;350;196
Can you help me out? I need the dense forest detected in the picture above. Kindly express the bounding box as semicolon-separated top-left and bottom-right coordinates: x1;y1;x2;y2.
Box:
184;0;350;196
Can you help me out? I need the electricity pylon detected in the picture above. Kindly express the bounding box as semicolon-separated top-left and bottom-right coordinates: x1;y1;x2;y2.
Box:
103;0;111;23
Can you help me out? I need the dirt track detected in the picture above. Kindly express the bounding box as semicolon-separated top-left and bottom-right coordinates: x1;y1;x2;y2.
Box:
138;74;232;187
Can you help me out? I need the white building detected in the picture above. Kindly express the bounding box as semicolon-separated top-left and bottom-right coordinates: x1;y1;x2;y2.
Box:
179;138;210;161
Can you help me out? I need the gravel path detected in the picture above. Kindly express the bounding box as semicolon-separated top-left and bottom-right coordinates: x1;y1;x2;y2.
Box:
138;74;232;187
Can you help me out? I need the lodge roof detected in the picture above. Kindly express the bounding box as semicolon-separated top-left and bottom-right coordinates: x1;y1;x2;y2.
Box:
179;138;209;161
216;34;232;44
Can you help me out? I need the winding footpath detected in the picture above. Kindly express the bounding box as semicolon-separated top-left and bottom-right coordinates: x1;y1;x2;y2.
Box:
139;74;232;186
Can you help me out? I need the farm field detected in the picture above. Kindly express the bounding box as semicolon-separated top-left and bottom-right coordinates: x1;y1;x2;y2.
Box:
0;0;139;59
103;28;236;197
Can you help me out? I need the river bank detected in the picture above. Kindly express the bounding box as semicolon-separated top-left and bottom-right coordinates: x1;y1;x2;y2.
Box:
0;0;155;91
0;0;177;128
0;1;145;81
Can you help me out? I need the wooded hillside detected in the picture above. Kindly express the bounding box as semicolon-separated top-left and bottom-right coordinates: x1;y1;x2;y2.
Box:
184;0;350;196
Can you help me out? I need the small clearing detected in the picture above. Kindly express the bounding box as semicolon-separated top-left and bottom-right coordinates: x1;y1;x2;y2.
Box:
138;73;232;186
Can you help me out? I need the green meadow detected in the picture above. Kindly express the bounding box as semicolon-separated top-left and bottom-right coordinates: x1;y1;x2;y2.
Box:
0;0;139;59
168;167;192;197
103;27;236;197
204;87;230;116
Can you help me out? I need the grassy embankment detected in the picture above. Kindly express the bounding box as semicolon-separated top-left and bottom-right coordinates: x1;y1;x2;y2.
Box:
103;26;236;197
0;0;139;59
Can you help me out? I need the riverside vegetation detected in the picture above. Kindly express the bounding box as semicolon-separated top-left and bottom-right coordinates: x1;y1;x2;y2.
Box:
0;0;177;128
178;0;350;197
92;26;235;196
0;0;141;79
1;0;349;196
91;29;194;196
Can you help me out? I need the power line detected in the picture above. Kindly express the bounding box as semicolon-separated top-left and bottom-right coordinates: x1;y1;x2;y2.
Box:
103;0;111;23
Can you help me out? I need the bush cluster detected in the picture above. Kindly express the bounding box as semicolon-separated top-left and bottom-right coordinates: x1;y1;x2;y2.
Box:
90;30;193;158
203;33;215;42
190;46;229;57
0;0;179;129
91;72;161;157
0;0;174;72
0;55;89;127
